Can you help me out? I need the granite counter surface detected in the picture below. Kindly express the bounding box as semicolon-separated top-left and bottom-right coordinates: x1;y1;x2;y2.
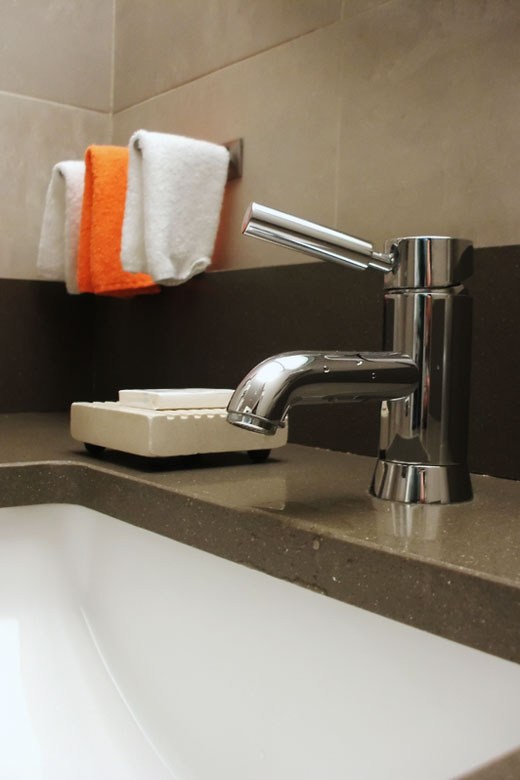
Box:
1;412;519;778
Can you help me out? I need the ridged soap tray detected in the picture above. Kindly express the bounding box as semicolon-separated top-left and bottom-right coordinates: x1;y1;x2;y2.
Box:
70;389;287;460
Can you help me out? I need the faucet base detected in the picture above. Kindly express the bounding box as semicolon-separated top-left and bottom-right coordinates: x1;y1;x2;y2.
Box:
371;460;472;505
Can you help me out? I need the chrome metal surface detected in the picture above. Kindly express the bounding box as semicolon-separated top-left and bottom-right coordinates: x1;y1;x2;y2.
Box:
242;203;395;271
371;461;473;504
384;236;473;289
380;286;472;470
228;352;419;435
229;203;474;504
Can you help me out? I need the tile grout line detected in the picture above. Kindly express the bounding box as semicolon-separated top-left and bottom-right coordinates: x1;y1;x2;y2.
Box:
109;0;117;140
0;88;110;116
112;21;342;116
333;25;345;229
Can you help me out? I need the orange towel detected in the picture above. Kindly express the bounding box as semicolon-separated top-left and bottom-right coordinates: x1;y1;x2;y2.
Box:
77;145;159;297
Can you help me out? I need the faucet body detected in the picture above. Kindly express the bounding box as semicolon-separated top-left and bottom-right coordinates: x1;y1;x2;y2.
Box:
228;204;473;504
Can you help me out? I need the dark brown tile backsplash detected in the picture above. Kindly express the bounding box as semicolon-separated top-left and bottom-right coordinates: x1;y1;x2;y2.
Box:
0;279;94;412
0;245;518;480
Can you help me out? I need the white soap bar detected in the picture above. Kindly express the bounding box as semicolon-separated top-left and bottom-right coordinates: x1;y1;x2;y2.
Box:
119;388;234;410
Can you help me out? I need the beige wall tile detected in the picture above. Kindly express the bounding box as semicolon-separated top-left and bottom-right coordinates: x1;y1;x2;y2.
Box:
337;0;520;249
341;0;394;20
114;0;341;111
0;93;110;280
0;0;113;111
113;25;343;271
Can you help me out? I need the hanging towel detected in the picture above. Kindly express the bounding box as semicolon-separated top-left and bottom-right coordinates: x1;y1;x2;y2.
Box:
121;130;230;285
37;161;85;294
77;145;159;297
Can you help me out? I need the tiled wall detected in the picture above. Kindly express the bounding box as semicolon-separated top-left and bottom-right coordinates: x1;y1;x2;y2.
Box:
112;0;520;271
0;0;112;279
2;0;520;279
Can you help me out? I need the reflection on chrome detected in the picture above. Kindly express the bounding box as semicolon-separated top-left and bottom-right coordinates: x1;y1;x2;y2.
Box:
228;203;474;505
371;497;442;553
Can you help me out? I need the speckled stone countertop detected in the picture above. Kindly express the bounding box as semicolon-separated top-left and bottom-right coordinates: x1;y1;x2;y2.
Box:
1;412;520;778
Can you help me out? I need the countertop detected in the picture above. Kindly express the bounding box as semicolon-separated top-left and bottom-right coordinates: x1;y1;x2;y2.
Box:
1;412;520;779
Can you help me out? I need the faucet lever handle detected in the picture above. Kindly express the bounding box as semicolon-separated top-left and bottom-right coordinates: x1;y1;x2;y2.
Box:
242;203;394;272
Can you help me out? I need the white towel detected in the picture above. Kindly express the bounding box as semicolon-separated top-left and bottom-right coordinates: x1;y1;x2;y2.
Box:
37;161;85;294
121;130;230;285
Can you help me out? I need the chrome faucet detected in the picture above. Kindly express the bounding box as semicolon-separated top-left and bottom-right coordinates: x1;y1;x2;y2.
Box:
227;203;473;504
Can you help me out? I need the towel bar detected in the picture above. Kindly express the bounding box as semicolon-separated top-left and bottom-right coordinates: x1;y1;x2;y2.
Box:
132;135;243;182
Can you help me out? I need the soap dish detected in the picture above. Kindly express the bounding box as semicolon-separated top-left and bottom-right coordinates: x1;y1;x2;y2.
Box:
70;391;287;461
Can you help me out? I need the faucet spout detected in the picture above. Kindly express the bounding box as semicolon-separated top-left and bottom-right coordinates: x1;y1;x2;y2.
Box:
227;351;419;435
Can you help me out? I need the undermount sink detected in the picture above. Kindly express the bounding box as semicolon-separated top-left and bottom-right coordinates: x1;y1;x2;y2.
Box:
2;503;520;779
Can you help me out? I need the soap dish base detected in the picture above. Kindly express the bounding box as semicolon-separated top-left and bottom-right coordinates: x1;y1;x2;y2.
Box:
70;401;287;459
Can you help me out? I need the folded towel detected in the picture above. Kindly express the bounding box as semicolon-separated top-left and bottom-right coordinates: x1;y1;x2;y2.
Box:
37;161;85;294
77;145;160;297
121;130;230;285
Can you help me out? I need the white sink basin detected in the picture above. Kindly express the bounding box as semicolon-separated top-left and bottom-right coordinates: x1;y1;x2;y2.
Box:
1;503;520;780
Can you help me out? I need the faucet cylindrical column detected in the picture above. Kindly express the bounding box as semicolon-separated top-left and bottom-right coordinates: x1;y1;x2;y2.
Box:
371;237;473;504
